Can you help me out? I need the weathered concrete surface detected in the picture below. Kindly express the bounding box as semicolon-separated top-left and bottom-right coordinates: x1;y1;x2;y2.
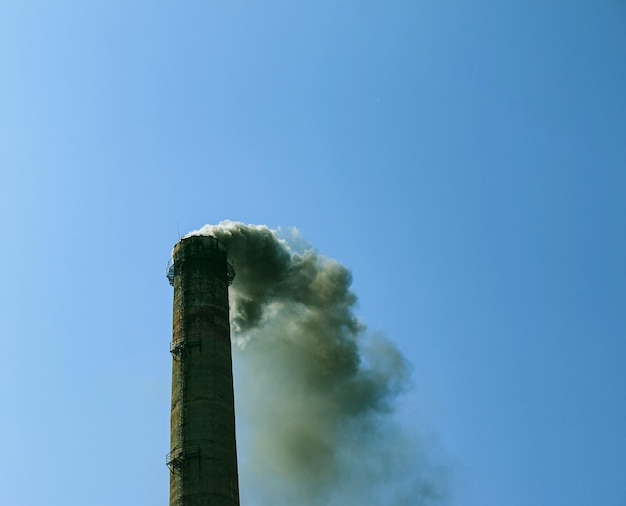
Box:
169;235;240;506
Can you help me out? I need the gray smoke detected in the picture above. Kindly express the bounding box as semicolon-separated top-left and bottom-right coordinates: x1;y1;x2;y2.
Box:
188;221;445;505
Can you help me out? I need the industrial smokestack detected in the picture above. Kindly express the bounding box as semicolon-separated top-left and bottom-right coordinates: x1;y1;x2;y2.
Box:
166;235;239;506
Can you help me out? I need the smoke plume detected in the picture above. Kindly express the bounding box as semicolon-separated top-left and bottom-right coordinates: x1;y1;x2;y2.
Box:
188;221;444;505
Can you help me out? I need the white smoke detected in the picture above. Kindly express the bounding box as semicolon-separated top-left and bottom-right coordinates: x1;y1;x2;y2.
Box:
187;221;446;505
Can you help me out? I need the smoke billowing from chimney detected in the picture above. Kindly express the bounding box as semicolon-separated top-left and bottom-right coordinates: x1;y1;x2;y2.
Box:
187;221;444;505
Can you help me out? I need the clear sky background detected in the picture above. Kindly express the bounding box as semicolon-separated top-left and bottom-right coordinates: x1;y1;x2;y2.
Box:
1;1;625;505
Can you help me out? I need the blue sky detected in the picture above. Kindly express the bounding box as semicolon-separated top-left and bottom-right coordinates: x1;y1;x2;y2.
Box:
1;1;625;505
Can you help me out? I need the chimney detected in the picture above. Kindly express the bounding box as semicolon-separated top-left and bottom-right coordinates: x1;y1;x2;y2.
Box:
166;235;240;506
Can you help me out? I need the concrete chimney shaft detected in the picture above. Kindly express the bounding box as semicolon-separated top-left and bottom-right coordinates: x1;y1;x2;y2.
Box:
167;235;239;506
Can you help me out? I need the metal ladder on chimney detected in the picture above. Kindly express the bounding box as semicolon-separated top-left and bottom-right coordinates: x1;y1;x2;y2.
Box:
167;271;187;506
